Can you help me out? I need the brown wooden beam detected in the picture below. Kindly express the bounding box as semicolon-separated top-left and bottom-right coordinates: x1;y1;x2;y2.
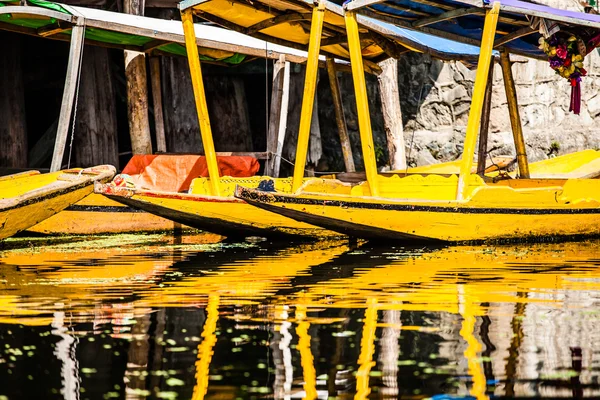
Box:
493;26;535;48
143;39;171;52
37;21;71;37
245;13;311;35
412;7;483;28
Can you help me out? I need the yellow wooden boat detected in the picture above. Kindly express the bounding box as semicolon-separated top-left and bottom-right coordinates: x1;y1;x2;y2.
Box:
95;175;338;238
0;165;115;240
233;0;600;243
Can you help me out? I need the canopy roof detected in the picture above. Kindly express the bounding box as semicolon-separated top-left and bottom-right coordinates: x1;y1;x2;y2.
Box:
344;0;600;60
179;0;484;71
0;0;346;65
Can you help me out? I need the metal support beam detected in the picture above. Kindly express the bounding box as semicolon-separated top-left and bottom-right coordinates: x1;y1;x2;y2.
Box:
291;0;326;192
50;23;85;172
345;10;380;196
181;9;221;195
457;2;500;200
499;48;529;178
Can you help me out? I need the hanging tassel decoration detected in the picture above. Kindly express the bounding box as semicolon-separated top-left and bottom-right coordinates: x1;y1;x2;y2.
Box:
570;76;581;115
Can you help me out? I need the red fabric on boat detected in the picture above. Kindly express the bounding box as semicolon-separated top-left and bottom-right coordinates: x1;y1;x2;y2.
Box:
121;154;260;192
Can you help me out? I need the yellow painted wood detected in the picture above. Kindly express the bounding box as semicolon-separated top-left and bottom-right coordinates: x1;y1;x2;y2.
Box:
27;193;189;234
181;9;221;196
500;48;530;179
0;166;115;240
292;0;326;193
457;2;500;200
345;11;380;197
242;174;600;242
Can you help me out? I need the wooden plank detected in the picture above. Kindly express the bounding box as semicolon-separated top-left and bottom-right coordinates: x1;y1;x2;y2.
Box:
0;6;74;23
245;13;310;35
412;7;483;28
377;58;405;170
500;4;600;29
345;0;389;11
493;26;535;48
37;21;70;37
326;57;355;172
369;31;408;59
476;57;494;176
0;32;28;168
50;24;85;172
499;49;529;178
143;39;171;52
149;56;167;153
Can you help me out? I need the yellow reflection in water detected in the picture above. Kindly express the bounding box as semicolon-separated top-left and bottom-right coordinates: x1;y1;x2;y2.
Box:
192;295;220;400
355;298;378;400
296;302;317;400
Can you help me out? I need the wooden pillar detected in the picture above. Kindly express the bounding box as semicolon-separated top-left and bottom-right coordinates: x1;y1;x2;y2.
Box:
499;49;529;178
326;57;355;173
477;57;495;176
72;47;119;168
291;0;325;192
345;11;379;196
0;32;27;168
181;9;221;196
267;55;291;177
149;56;167;153
456;3;500;200
124;0;152;156
377;58;406;171
50;24;85;172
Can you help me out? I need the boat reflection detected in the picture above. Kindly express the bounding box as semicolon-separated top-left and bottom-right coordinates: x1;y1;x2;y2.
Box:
0;239;600;398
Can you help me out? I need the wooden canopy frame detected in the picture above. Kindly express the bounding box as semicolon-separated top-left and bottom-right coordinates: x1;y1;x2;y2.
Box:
0;2;353;174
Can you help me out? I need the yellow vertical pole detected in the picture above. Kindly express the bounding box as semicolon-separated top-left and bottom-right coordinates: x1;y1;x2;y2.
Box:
345;11;380;197
181;9;221;196
500;49;530;178
456;2;500;200
291;0;326;193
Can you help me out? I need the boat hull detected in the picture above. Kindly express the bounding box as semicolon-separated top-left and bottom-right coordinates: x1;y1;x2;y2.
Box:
95;184;336;238
0;166;116;240
27;193;191;235
235;184;600;243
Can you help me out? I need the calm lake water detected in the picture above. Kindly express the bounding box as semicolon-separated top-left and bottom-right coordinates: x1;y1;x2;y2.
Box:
1;233;600;399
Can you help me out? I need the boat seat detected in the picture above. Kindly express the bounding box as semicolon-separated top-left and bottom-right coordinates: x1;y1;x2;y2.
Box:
121;154;260;192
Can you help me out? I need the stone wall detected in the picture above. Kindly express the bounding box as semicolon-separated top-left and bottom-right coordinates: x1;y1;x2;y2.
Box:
397;0;600;167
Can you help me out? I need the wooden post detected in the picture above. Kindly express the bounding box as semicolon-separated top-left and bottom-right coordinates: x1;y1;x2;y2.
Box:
456;2;500;200
499;49;530;178
0;32;28;168
377;58;406;171
477;57;495;176
50;24;85;172
273;59;290;178
124;0;152;156
266;55;289;177
150;56;167;153
326;57;355;172
181;9;221;196
291;0;325;193
345;11;380;196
